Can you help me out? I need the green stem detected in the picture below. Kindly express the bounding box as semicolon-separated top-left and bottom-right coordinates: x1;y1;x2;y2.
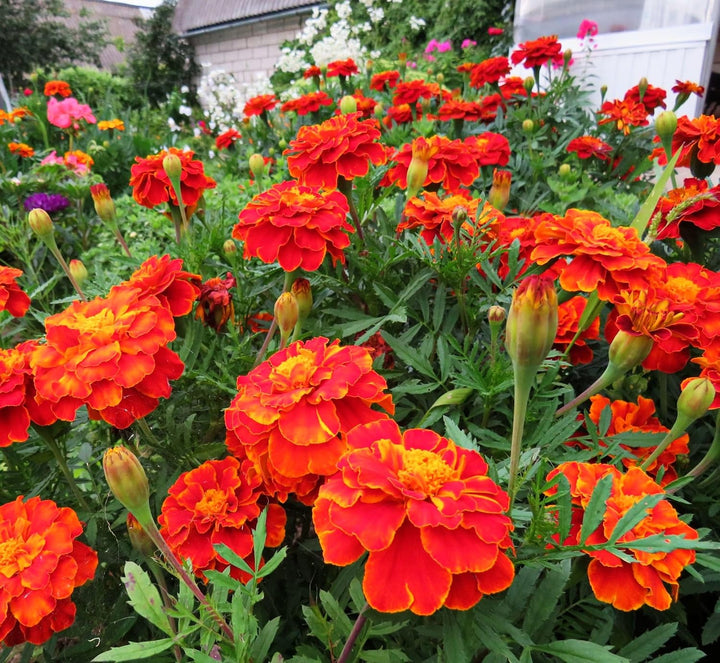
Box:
555;365;617;417
338;176;364;242
639;416;689;472
337;602;368;663
671;410;720;490
508;374;533;506
147;559;182;663
48;242;87;301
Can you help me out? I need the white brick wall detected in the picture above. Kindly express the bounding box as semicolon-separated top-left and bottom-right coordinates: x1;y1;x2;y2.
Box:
192;12;310;88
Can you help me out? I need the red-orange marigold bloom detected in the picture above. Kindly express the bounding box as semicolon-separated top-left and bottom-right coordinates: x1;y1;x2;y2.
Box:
624;83;667;114
511;35;562;69
303;65;322;79
233;180;353;272
43;80;72;97
158;456;286;581
385;135;483;193
586;395;689;484
0;345;34;447
435;99;485;122
97;119;125;131
655;114;720;167
284;112;387;189
654;177;720;239
465;132;511;167
399;192;483;245
112;255;201;317
672;80;705;97
0;267;30;318
195;273;235;331
8;142;34;158
499;76;529;99
130;147;216;210
370;70;400;91
690;345;720;409
326;58;358;77
0;496;97;646
224;337;394;504
385;102;417;125
553;296;600;365
469;56;511;88
597;99;650;134
545;462;697;611
243;94;278;118
567;136;612;161
30;287;184;428
531;209;667;300
215;128;241;150
392;79;443;106
280;91;333;116
313;419;515;615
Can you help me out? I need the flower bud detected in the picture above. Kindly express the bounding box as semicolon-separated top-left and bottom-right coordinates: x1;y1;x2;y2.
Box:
162;153;183;180
523;77;535;93
223;239;237;255
488;169;511;211
406;137;433;199
558;163;571;177
607;330;653;373
274;291;299;347
69;259;88;287
90;183;118;229
655;110;677;144
563;49;573;64
436;73;444;84
506;274;559;370
374;102;385;118
103;446;152;523
291;278;313;322
249;153;266;179
678;377;715;422
522;119;534;133
339;95;358;114
28;208;54;239
126;513;156;557
638;77;649;101
488;305;507;326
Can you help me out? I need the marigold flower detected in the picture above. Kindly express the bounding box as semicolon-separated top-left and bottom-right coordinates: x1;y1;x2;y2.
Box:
313;419;514;615
586;395;689;484
465;132;511;166
234;180;353;272
435;99;485;122
43;80;72;97
567;136;612;161
652;114;720;171
243;94;278;118
672;80;705;97
30;286;184;428
469;56;511;88
531;209;666;300
130;147;216;211
399;191;484;245
385;102;417;125
327;58;358;77
97;119;125;131
113;254;201;317
0;267;30;318
553;296;600;365
0;108;30;125
225;337;394;503
598;99;649;134
624;83;667;114
370;70;400;91
280;91;333;116
214;128;241;150
195;273;235;331
499;76;529;99
0;346;33;447
303;65;322;79
511;35;562;69
46;97;96;129
158;457;286;581
0;496;97;646
284;112;387;189
392;79;443;106
8;142;34;158
545;462;697;611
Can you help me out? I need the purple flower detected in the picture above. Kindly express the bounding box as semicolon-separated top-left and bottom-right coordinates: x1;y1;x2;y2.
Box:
23;192;71;214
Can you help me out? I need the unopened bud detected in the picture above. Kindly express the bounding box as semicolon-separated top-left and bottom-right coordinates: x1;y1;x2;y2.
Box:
558;163;571;177
374;102;384;118
506;275;558;370
523;77;535;93
406;137;433;199
274;291;299;347
488;305;506;326
655;110;677;144
291;278;312;322
249;153;266;179
607;330;653;373
223;239;237;255
162;153;183;180
638;77;649;101
90;183;117;224
103;446;152;525
339;95;358;114
28;208;54;239
126;513;156;557
436;73;444;84
678;377;715;423
522;119;534;133
69;259;88;286
488;169;511;211
563;49;573;64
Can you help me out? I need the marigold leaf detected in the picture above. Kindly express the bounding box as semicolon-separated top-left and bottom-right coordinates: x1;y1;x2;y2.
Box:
91;638;176;661
608;493;667;543
532;638;628;662
522;560;571;640
120;562;173;636
648;648;707;663
617;623;677;662
249;616;281;663
579;473;614;545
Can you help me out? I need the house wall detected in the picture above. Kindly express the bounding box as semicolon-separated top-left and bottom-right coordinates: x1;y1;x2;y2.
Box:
190;12;310;88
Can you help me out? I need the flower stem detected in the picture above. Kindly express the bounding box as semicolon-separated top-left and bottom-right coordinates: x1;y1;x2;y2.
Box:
147;559;183;663
508;374;533;505
673;410;720;489
338;176;364;242
555;364;618;417
639;418;688;472
337;602;368;663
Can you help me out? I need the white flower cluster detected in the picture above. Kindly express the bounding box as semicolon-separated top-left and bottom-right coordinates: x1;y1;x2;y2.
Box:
335;1;352;20
197;69;245;132
310;19;366;67
276;47;309;74
297;6;329;47
409;15;426;31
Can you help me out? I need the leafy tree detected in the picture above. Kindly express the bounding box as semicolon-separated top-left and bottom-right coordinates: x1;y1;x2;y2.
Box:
127;0;200;107
0;0;107;94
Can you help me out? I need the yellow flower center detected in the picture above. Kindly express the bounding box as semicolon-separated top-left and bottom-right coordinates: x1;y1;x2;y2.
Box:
270;348;317;391
0;534;39;578
397;448;458;496
665;276;700;302
195;489;227;517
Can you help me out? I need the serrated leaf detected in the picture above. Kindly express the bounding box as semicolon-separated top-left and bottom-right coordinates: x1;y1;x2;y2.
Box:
522;560;571;639
349;577;366;613
249;616;280;662
256;546;288;579
91;638;176;661
121;562;173;635
617;623;677;662
702;610;720;646
319;590;353;636
360;650;410;663
186;650;223;663
443;415;478;450
649;648;706;663
579;474;613;544
214;542;254;577
532;639;628;662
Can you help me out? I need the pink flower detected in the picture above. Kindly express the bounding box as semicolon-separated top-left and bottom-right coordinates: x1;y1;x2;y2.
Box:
461;39;477;49
46;97;96;129
437;40;452;53
40;151;64;167
488;27;504;36
577;20;599;39
425;39;439;54
23;88;32;96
